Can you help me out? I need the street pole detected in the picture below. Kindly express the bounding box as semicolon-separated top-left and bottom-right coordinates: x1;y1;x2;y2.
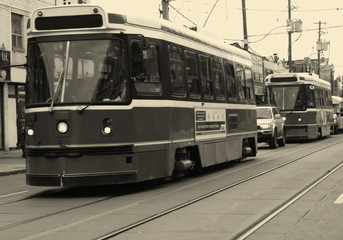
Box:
242;0;248;51
162;0;170;21
288;0;292;73
317;21;322;78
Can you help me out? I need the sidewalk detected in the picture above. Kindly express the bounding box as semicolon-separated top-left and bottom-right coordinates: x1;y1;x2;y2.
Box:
0;149;25;176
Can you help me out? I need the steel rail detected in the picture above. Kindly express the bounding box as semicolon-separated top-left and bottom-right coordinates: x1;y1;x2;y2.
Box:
94;140;343;240
235;160;343;240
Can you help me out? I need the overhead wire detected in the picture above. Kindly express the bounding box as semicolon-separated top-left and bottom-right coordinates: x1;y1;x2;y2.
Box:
169;2;198;27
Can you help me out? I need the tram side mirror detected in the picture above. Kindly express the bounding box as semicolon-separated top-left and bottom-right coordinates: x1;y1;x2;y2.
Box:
0;63;27;82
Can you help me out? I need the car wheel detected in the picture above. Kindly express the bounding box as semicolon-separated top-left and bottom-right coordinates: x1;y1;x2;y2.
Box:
269;134;277;149
277;130;286;147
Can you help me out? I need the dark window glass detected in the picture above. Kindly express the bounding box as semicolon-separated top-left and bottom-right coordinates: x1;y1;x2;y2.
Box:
132;41;161;95
236;65;245;100
213;58;225;100
200;55;213;99
224;62;237;101
168;46;185;95
26;39;129;105
245;68;255;101
185;51;200;98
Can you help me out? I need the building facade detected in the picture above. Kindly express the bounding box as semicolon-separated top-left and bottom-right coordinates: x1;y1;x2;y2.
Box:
0;0;54;150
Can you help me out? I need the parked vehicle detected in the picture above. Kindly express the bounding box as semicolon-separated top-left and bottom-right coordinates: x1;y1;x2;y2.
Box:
257;106;286;148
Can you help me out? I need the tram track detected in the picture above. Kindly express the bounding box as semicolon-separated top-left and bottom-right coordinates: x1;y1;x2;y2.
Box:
235;160;343;240
93;138;343;240
1;137;342;239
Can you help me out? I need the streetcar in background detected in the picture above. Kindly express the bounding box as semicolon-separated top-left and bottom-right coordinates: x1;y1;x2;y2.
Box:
332;96;343;134
265;72;334;141
24;4;257;187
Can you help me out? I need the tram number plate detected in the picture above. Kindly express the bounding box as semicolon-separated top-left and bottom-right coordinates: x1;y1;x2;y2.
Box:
195;108;226;141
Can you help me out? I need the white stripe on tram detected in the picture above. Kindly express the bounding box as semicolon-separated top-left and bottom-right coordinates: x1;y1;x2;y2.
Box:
25;99;257;113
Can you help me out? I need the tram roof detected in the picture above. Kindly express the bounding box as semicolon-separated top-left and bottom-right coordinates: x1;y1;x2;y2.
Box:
28;4;251;62
265;72;331;89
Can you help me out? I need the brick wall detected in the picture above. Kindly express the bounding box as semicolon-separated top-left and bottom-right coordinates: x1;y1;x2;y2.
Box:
0;0;55;64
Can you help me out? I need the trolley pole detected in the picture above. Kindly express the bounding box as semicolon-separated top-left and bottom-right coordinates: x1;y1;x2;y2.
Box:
288;0;292;73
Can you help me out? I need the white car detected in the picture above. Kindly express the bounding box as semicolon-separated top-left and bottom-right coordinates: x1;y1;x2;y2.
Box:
257;106;286;149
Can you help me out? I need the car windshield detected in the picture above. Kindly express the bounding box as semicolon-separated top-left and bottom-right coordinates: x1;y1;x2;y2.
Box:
257;108;272;119
26;39;128;106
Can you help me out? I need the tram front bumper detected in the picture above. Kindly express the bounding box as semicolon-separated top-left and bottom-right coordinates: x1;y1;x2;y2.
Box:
26;171;138;187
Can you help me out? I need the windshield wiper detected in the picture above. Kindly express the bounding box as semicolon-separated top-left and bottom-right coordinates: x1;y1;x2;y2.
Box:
49;69;64;112
77;87;112;113
49;41;70;112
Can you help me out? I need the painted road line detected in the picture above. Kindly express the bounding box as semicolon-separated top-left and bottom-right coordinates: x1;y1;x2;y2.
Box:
334;193;343;204
0;191;29;199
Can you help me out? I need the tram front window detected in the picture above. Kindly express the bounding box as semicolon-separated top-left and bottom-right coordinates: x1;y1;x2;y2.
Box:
26;39;128;105
271;86;307;111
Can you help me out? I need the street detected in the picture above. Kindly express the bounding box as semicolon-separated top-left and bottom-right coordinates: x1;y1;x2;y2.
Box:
1;135;343;239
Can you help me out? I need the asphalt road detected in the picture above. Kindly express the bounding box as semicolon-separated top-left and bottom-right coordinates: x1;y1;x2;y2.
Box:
0;135;343;240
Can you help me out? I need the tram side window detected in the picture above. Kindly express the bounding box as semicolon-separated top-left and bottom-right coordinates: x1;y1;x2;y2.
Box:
168;45;186;95
132;41;161;95
200;55;213;99
185;51;201;98
325;90;330;107
245;68;255;102
306;86;315;107
212;58;225;101
315;89;324;106
236;65;246;101
224;62;237;101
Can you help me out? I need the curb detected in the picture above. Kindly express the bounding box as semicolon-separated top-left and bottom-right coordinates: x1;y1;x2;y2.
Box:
0;169;26;177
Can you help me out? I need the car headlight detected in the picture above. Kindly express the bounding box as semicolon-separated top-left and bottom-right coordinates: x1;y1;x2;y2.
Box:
259;123;271;129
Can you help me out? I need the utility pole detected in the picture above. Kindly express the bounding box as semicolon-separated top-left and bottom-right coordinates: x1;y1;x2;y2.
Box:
315;21;325;78
288;0;292;73
162;0;170;20
242;0;248;51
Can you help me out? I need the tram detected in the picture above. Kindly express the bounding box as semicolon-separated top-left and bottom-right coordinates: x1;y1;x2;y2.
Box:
24;4;257;187
332;96;343;134
265;72;334;140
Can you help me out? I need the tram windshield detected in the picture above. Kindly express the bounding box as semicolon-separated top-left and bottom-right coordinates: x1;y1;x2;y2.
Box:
270;85;307;111
26;39;128;106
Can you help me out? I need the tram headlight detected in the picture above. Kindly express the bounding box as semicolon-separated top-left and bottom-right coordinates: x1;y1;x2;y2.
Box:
102;118;113;135
298;116;302;122
27;129;34;136
57;121;69;134
103;126;112;135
